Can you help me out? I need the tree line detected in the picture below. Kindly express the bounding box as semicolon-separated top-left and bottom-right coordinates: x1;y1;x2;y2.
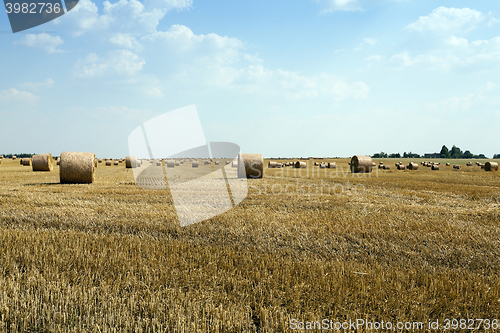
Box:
373;145;500;159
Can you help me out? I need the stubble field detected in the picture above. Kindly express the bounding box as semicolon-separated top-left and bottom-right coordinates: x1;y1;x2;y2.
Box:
0;157;499;332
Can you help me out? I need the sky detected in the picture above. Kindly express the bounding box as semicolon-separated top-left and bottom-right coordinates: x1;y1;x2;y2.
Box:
1;0;500;158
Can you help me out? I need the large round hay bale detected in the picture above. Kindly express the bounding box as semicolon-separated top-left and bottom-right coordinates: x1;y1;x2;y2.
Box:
59;152;95;184
232;161;238;168
166;160;175;168
328;162;336;169
175;161;180;166
397;164;405;170
467;162;472;166
446;163;451;166
350;155;372;173
268;161;277;168
12;156;16;160
383;165;390;170
106;160;112;166
294;161;307;168
238;153;264;178
453;164;460;170
485;162;499;171
114;161;119;166
320;163;327;168
408;162;419;171
204;160;210;165
22;158;31;166
192;161;199;168
125;156;137;168
432;164;440;170
32;154;53;172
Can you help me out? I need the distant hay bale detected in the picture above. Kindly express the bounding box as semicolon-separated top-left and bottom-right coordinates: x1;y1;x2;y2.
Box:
314;162;319;166
226;161;231;165
32;154;53;172
485;162;498;171
12;156;16;160
350;155;372;173
408;162;419;171
175;161;180;166
232;161;238;168
192;161;199;168
467;162;472;166
294;161;307;169
204;160;210;165
59;152;95;184
106;160;112;166
328;162;336;169
114;161;119;166
22;158;31;166
20;159;23;165
237;153;264;178
446;163;451;166
268;161;277;168
453;164;460;170
432;164;440;170
383;165;390;170
379;162;384;165
397;164;405;170
155;160;162;166
320;163;327;168
166;160;175;168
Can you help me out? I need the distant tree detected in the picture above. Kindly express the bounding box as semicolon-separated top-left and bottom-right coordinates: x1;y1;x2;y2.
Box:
372;152;388;158
389;153;401;158
494;154;500;159
450;145;463;159
463;150;473;159
440;145;450;158
477;154;486;159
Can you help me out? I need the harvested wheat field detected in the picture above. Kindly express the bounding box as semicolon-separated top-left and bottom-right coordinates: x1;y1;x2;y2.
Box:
0;157;499;332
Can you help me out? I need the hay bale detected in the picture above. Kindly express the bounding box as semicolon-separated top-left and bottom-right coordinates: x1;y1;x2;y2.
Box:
485;162;499;171
12;156;16;160
166;160;175;168
22;158;31;166
59;152;95;184
432;164;440;170
294;161;307;168
397;164;405;170
408;162;419;171
175;161;180;166
204;160;210;165
314;162;319;166
125;156;137;168
114;161;119;166
383;165;390;170
106;160;112;166
467;162;472;166
32;154;53;172
232;161;238;168
192;161;199;168
481;164;485;169
350;155;372;173
328;162;336;169
226;161;231;165
320;163;327;168
268;161;277;168
237;153;264;178
453;164;460;170
446;163;451;166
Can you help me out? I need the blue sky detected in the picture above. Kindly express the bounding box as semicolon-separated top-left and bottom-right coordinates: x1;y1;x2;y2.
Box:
1;0;500;158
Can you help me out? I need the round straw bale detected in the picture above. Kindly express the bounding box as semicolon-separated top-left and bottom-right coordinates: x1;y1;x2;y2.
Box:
408;162;419;171
175;161;180;166
379;162;384;165
12;156;16;160
204;160;210;165
226;161;231;165
166;160;175;168
481;164;485;169
320;163;327;168
294;161;307;168
214;161;219;165
453;164;460;170
106;160;112;166
397;164;405;170
467;162;472;166
22;158;31;166
59;152;95;184
125;156;137;168
446;163;451;166
328;162;336;169
432;164;440;170
485;162;499;172
383;165;390;170
237;153;264;178
32;153;53;172
350;155;372;173
114;161;119;166
232;161;238;168
192;161;199;168
269;161;277;168
314;162;319;166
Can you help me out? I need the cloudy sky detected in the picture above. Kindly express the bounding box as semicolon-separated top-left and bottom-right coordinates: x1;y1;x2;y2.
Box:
1;0;499;158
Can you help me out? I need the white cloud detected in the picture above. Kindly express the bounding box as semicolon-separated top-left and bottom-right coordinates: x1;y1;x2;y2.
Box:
366;55;384;61
16;33;64;53
109;33;142;49
74;50;145;77
22;79;55;90
144;86;163;97
54;0;191;37
363;38;377;45
0;88;38;103
406;7;484;33
388;51;450;70
446;36;468;48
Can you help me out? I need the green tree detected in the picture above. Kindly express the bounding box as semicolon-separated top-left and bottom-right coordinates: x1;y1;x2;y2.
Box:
450;145;463;159
463;150;473;159
440;145;450;158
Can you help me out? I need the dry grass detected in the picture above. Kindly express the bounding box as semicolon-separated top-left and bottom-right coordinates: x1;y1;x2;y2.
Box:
0;158;499;332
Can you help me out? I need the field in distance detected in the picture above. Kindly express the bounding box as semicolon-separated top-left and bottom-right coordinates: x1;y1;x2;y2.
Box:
0;157;499;331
